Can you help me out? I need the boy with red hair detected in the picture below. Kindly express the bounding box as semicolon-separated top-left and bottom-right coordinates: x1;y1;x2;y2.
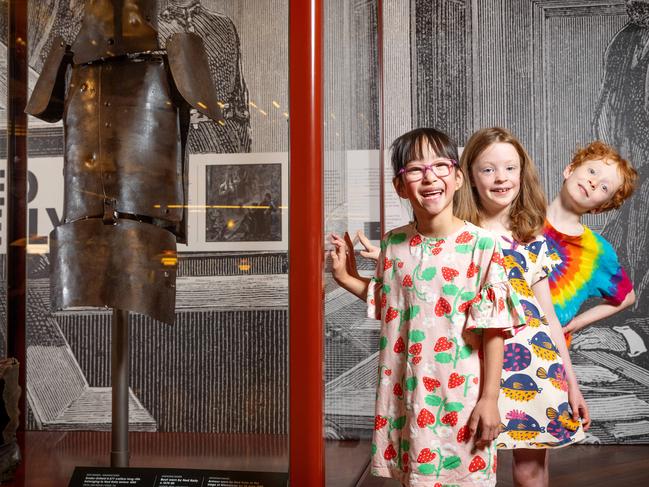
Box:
543;140;638;346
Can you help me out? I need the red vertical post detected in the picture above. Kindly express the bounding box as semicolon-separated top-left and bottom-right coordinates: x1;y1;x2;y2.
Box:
377;0;386;237
6;0;28;429
289;0;324;486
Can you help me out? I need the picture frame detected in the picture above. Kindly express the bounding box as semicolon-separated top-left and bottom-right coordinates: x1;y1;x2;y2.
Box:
186;152;289;252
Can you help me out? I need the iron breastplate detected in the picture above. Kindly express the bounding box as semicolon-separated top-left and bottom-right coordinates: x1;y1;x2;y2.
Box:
63;55;184;229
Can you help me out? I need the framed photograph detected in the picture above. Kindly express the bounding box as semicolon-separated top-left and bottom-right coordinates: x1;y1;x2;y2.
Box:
187;152;288;252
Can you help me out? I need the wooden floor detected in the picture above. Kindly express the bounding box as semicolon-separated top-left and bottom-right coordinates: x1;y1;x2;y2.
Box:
359;444;649;487
3;432;648;486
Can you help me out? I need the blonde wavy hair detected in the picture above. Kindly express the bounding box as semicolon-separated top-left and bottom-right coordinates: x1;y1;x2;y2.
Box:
454;127;546;243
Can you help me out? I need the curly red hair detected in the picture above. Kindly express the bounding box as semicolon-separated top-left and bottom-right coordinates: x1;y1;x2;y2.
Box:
569;141;638;212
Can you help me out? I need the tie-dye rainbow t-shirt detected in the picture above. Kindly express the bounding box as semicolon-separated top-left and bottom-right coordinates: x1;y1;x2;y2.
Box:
542;220;632;327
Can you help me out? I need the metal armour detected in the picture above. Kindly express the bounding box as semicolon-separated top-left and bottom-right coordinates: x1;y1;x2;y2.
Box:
71;0;159;64
26;0;223;325
50;219;177;325
64;56;184;228
24;37;70;123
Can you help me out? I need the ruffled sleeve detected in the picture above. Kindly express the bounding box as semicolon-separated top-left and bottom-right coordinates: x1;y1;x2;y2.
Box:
465;282;527;336
465;243;527;336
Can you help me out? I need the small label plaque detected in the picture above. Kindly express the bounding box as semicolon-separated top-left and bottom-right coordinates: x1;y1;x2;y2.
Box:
68;467;288;487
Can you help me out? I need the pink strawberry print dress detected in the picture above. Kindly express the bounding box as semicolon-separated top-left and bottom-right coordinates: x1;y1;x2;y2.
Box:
497;235;586;449
367;222;526;487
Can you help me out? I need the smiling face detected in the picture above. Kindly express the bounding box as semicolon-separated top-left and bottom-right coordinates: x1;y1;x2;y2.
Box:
470;142;521;217
394;142;464;223
562;158;623;213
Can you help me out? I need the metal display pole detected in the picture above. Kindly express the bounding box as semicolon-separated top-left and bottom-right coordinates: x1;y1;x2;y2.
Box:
111;309;130;467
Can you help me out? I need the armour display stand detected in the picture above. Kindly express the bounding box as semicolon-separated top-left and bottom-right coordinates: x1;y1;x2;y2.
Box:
111;309;129;467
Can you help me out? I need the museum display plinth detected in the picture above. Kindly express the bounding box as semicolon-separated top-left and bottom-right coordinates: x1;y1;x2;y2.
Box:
1;432;374;487
6;432;288;487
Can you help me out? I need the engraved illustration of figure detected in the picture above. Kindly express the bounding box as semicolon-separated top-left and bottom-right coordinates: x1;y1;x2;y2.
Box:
255;191;277;240
25;0;223;324
158;0;251;153
592;0;649;321
218;166;238;196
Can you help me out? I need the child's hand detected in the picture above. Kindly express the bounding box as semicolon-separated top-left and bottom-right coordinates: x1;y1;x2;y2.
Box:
329;233;360;285
356;230;380;261
343;232;361;278
563;317;582;334
330;233;351;283
329;233;372;300
568;383;591;431
468;397;501;449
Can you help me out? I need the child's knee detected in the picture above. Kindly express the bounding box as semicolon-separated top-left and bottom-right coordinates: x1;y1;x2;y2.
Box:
512;450;547;479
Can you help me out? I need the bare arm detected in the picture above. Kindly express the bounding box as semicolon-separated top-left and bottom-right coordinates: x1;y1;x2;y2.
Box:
564;289;635;334
533;278;590;430
468;329;504;447
330;233;370;301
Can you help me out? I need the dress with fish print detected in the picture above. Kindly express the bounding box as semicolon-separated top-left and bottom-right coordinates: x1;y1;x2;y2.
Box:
367;222;526;487
496;234;586;449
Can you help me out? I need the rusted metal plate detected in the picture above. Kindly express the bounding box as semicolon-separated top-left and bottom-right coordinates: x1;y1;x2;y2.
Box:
50;219;178;325
71;0;159;64
25;36;70;122
166;33;224;122
63;57;184;228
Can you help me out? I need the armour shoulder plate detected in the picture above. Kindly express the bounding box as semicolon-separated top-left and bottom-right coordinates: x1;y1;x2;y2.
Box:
167;32;224;122
25;36;71;122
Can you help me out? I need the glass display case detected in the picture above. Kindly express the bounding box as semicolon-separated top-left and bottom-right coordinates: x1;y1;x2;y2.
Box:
322;1;649;486
4;1;293;485
1;1;648;486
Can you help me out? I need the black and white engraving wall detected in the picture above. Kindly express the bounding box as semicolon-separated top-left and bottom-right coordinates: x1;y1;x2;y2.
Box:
0;0;290;434
324;0;649;444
